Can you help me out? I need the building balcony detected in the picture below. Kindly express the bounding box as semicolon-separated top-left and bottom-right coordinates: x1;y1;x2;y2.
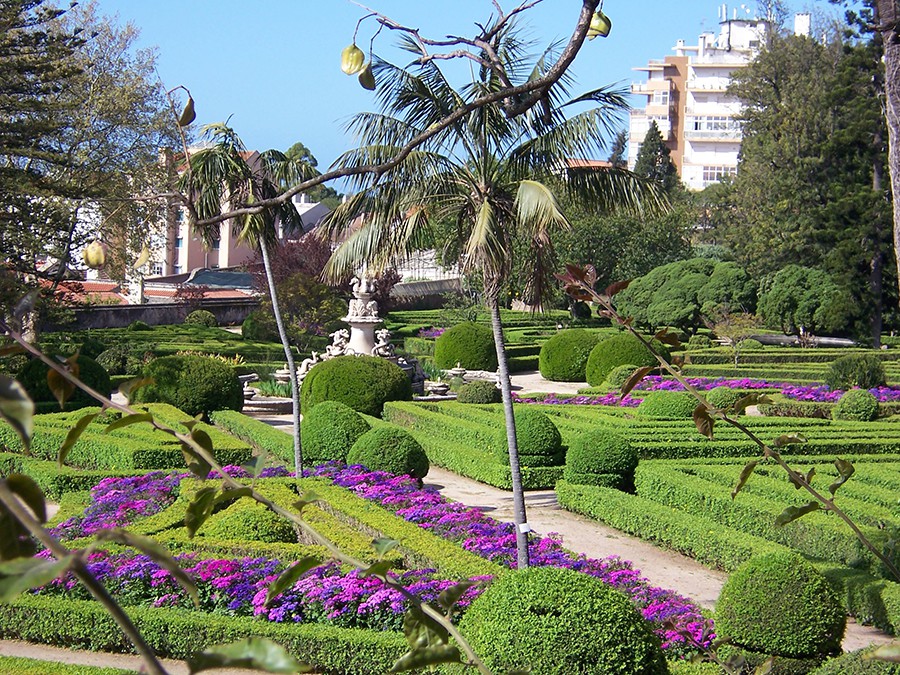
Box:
684;129;742;141
631;81;672;94
686;80;729;92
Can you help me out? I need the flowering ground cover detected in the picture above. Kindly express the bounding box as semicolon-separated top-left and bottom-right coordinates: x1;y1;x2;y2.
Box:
781;384;900;403
41;462;711;653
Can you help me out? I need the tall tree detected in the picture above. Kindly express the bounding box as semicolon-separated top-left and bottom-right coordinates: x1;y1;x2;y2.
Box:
633;121;679;194
321;23;661;568
608;129;628;168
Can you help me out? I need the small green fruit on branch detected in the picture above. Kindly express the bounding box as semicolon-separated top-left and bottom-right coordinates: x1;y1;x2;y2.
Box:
588;10;612;39
341;44;366;74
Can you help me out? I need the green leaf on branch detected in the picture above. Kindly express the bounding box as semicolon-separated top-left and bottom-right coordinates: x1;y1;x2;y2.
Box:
732;460;758;500
775;501;820;527
390;644;462;672
187;637;312;673
292;491;320;515
185;487;218;538
620;366;653;399
117;377;154;402
372;537;399;559
103;412;153;433
437;580;477;612
734;392;773;415
653;329;682;348
773;433;807;448
360;560;393;578
693;404;715;439
755;656;775;674
95;529;198;607
0;375;34;453
6;474;45;523
402;605;449;649
242;455;267;479
181;428;215;479
604;279;631;297
264;557;320;607
47;355;78;409
867;643;900;663
0;556;73;602
214;486;253;507
829;458;855;496
58;412;99;467
788;468;816;490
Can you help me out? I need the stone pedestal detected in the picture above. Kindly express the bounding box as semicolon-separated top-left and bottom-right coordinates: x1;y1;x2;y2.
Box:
346;316;379;355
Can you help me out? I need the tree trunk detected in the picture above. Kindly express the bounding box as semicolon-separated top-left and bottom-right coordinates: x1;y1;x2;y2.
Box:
873;122;886;349
487;293;530;569
878;1;900;309
259;241;302;474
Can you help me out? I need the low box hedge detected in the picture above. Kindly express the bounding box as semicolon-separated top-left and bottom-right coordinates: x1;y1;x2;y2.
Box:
0;655;132;675
209;410;294;465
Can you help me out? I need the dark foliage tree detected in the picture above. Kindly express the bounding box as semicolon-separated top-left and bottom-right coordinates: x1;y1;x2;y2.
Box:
608;129;627;168
632;121;679;194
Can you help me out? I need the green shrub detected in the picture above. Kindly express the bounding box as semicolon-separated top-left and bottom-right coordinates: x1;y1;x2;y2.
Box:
741;338;764;350
564;429;637;490
203;502;297;543
538;329;599;381
832;389;879;422
126;320;151;331
494;407;562;466
95;345;129;376
132;355;243;418
456;380;501;404
716;552;846;659
605;363;639;389
433;322;497;371
184;309;218;327
301;401;370;464
76;336;108;359
241;310;278;342
636;391;696;419
17;355;111;408
811;647;900;674
347;427;429;480
706;385;744;412
459;566;668;675
687;335;713;350
585;333;669;387
300;355;412;417
825;354;886;391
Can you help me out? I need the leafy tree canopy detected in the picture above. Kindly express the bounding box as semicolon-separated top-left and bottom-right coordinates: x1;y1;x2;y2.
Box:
757;264;855;337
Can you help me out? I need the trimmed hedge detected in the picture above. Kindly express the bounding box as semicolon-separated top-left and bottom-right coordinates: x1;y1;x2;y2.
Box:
811;648;900;674
133;355;243;418
493;407;563;467
184;309;218;327
636;391;696;419
300;355;412;417
705;385;744;412
833;389;879;422
538;329;598;382
564;430;637;490
825;354;886;391
605;363;640;389
301;401;370;464
433;322;497;371
0;656;131;675
456;380;502;404
716;552;845;659
586;333;669;387
347;427;429;481
459;566;668;675
209;410;294;465
17;355;111;409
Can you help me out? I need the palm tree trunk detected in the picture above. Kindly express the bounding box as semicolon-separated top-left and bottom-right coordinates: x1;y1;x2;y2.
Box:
259;241;302;474
487;294;529;569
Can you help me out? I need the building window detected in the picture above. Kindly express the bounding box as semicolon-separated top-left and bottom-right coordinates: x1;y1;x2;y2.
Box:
150;263;163;276
211;237;220;250
173;265;182;275
702;165;738;183
175;237;183;248
175;209;184;223
651;89;669;106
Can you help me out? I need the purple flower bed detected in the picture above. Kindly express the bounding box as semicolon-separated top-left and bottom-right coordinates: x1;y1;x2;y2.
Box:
781;384;900;403
417;327;446;339
45;462;711;653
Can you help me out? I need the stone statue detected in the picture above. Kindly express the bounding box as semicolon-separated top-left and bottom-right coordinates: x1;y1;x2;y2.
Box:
297;351;320;379
348;297;379;318
325;329;351;358
372;328;395;357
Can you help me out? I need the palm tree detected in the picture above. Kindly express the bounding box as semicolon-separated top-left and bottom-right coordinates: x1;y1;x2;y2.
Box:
180;124;317;473
322;26;664;568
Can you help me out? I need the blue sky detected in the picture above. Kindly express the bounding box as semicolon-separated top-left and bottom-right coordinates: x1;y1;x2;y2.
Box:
94;1;842;169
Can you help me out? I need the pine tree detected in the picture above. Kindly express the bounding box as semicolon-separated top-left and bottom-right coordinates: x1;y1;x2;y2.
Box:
608;129;628;168
633;121;679;193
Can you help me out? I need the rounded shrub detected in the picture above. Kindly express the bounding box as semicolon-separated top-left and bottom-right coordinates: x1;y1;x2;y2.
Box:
76;336;108;359
741;338;764;350
300;355;412;417
825;354;886;391
716;552;846;659
347;427;429;480
456;380;501;404
832;389;879;422
459;566;668;675
17;355;111;407
495;407;563;466
564;429;638;490
96;345;130;376
132;355;243;418
706;385;744;413
605;363;639;389
301;400;370;464
636;391;696;419
127;320;151;331
585;333;669;387
687;334;714;350
538;329;599;382
242;311;278;342
810;647;900;674
433;322;497;371
184;309;218;327
204;503;296;543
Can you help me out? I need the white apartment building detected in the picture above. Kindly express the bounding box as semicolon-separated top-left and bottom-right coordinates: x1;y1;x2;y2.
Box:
628;5;811;191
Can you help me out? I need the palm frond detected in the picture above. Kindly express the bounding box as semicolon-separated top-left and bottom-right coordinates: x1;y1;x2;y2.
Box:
562;166;670;216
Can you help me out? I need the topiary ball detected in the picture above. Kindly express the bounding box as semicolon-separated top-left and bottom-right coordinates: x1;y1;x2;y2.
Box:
133;355;243;418
825;354;886;391
538;329;600;382
706;385;744;413
636;391;696;419
832;389;879;422
96;345;130;376
810;647;900;674
301;400;371;464
585;333;669;387
347;427;429;480
605;363;640;390
17;355;111;408
564;429;638;490
203;502;297;543
459;566;668;675
300;355;412;417
184;309;218;327
495;407;563;467
127;320;151;331
687;334;714;350
716;552;846;659
741;338;764;350
76;336;108;359
433;322;497;371
456;380;502;404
